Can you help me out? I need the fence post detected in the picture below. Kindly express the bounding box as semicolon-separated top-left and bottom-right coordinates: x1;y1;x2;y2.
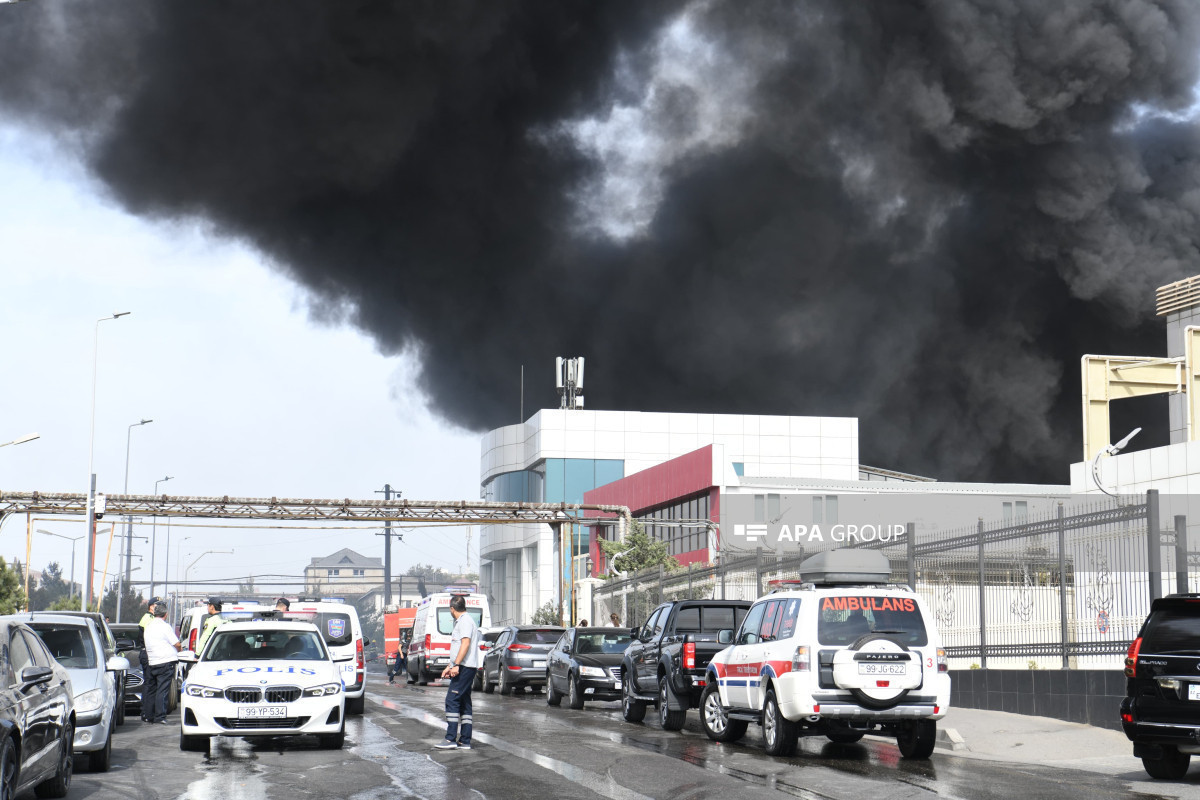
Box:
1148;489;1162;602
1176;515;1189;594
1057;502;1068;669
688;563;693;596
755;547;764;598
906;522;916;590
977;518;987;669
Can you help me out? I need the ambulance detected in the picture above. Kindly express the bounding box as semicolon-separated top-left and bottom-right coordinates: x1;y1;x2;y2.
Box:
407;588;490;684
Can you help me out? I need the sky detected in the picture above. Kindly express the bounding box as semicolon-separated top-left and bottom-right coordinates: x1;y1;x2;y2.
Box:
0;122;484;597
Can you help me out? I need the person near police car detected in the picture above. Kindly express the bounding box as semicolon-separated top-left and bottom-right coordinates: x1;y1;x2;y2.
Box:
138;596;163;721
194;597;228;657
275;597;290;612
143;603;182;723
434;595;481;750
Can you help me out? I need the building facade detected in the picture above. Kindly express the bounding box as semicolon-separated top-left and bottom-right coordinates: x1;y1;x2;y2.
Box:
304;548;384;596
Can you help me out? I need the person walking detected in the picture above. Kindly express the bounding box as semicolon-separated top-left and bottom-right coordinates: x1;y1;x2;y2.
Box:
194;597;227;657
434;596;481;750
138;596;162;721
143;603;181;723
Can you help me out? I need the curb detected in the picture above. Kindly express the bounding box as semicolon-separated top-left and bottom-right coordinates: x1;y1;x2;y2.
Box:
936;726;969;752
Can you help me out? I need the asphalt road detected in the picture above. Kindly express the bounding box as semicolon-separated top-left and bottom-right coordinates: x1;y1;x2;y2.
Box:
52;674;1200;800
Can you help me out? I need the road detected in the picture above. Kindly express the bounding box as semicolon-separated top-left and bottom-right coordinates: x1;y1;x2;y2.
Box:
58;670;1200;800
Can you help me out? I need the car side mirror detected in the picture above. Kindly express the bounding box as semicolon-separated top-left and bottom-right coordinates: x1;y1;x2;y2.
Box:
106;656;130;672
20;666;52;688
717;629;734;645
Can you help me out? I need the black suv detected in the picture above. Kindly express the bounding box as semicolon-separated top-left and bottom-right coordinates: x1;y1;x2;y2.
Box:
1122;594;1200;779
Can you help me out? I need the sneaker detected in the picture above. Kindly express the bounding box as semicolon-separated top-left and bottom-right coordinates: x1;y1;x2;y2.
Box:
433;740;458;750
156;719;172;724
457;743;472;750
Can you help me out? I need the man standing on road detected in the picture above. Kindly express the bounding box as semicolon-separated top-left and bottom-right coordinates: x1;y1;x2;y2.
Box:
138;596;162;721
194;597;227;657
143;603;181;724
435;595;481;751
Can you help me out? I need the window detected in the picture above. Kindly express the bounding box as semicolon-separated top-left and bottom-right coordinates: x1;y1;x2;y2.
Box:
732;462;744;477
29;625;97;669
327;569;340;577
738;602;767;645
352;569;365;577
813;495;839;525
8;631;32;682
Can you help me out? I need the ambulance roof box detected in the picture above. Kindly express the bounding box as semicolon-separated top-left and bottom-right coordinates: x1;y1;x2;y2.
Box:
798;549;891;586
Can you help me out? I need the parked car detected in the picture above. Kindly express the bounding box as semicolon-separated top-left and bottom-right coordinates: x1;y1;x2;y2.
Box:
481;626;564;695
1122;593;1200;778
0;617;74;798
180;618;345;753
45;610;128;725
546;627;634;709
620;599;752;729
700;550;950;759
20;614;129;772
472;628;504;691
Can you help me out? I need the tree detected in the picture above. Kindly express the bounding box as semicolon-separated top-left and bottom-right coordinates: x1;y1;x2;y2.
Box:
30;562;70;611
531;601;561;625
50;595;95;612
99;583;146;623
0;558;25;614
598;520;677;576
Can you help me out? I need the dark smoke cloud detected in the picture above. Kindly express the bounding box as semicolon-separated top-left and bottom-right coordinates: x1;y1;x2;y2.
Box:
2;0;1199;483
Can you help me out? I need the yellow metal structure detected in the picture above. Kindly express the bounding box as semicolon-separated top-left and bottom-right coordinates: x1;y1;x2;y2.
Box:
1081;327;1200;461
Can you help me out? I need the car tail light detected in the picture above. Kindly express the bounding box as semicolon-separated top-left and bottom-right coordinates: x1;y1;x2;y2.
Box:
356;638;364;671
1125;637;1142;678
508;642;532;651
791;646;810;672
188;628;198;652
683;639;695;670
936;648;948;673
1121;712;1134;723
424;634;431;653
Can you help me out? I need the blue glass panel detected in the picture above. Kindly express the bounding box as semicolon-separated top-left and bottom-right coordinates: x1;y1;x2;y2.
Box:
733;462;744;477
544;459;565;502
595;459;624;489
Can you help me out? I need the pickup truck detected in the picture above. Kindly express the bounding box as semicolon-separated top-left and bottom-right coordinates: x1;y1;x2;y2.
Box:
621;600;751;729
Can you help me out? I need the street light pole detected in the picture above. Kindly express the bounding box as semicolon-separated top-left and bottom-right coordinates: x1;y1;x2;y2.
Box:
118;418;152;623
183;550;232;598
375;484;400;606
85;311;131;612
37;530;84;603
0;433;39;449
149;475;173;598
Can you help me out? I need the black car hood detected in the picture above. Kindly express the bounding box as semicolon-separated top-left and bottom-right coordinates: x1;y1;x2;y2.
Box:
574;653;624;668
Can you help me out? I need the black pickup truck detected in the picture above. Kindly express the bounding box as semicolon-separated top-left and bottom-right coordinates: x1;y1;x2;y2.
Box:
621;600;751;730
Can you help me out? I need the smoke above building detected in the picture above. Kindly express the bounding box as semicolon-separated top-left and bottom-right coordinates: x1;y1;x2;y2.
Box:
2;0;1198;482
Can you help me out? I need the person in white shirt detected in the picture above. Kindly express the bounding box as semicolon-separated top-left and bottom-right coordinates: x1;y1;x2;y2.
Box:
610;613;621;627
434;596;481;750
143;603;181;724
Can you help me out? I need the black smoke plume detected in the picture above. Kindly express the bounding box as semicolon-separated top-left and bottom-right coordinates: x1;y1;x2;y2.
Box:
3;0;1199;482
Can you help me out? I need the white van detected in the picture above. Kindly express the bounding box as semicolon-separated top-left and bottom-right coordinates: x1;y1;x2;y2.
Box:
407;591;491;684
282;598;370;715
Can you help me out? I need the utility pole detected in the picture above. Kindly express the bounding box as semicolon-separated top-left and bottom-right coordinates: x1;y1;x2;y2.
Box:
375;484;400;607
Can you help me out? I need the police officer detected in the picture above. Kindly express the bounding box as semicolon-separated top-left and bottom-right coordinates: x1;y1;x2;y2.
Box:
194;597;227;657
138;596;162;721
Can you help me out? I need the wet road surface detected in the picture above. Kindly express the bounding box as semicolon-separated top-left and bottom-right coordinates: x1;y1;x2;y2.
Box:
52;675;1200;800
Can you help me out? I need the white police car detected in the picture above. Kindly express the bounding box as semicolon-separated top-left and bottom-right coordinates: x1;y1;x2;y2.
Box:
701;550;950;759
179;619;346;753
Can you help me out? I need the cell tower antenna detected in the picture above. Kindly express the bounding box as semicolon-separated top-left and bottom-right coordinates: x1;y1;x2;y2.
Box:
555;356;585;410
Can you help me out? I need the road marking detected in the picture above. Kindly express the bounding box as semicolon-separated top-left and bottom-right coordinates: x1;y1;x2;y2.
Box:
374;697;654;800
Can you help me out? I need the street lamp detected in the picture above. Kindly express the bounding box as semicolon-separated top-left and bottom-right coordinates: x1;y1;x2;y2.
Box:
171;534;191;620
85;311;131;611
37;529;84;603
183;550;232;604
149;475;173;597
1091;427;1142;499
118;419;152;623
0;433;39;449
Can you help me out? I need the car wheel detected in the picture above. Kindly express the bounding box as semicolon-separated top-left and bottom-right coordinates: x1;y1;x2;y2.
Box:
34;721;72;799
319;721;346;750
568;674;586;710
499;666;513;696
345;694;365;715
0;736;17;800
1144;746;1191;779
417;657;429;686
658;676;686;731
179;732;210;753
116;695;126;726
699;684;747;743
473;671;483;692
762;690;798;757
87;724;112;772
896;719;936;759
546;671;562;707
622;674;647;723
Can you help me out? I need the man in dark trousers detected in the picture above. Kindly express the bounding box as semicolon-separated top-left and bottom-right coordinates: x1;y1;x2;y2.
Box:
137;596;162;721
434;596;481;750
143;603;181;723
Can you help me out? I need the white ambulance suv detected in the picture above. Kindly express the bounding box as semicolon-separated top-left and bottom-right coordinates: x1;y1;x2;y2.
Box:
407;589;490;684
279;599;369;715
701;549;949;759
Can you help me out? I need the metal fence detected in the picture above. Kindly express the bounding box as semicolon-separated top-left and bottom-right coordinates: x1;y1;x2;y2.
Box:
592;491;1176;670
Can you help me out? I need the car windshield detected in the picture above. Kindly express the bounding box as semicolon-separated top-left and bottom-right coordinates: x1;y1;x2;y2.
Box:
436;608;483;635
30;625;97;669
204;629;327;661
816;596;929;647
1142;608;1200;652
575;632;632;654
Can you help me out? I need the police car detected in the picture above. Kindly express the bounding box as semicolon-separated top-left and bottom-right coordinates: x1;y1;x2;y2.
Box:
179;618;346;753
701;549;949;759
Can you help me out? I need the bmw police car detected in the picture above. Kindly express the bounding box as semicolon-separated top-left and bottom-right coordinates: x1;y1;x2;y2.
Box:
179;618;346;753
